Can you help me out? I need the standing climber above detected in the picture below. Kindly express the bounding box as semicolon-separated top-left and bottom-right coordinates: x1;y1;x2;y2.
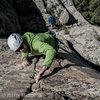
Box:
7;32;56;83
48;15;56;29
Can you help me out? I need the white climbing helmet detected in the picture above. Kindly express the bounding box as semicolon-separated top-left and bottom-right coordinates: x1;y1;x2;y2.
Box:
7;33;23;51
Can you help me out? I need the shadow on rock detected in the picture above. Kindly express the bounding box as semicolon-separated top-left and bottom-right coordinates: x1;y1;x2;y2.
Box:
67;12;78;25
0;0;48;37
66;40;100;72
14;0;48;34
58;0;78;25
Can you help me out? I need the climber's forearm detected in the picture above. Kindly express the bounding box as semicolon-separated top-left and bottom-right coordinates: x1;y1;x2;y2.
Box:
39;66;48;76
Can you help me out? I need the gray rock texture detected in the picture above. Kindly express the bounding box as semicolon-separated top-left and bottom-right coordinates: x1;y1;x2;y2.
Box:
0;0;100;100
0;40;100;100
53;0;100;66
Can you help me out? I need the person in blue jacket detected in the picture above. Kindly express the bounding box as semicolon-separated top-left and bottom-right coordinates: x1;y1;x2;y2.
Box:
48;15;56;29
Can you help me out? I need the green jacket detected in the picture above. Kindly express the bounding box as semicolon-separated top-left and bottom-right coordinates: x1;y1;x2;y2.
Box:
22;32;56;67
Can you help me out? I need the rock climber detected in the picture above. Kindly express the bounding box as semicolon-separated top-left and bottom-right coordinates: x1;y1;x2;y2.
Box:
7;32;56;83
48;15;56;29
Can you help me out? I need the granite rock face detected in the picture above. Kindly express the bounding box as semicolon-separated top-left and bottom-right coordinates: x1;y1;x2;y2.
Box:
52;0;100;66
33;0;69;25
0;39;100;100
0;0;70;37
0;0;100;99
